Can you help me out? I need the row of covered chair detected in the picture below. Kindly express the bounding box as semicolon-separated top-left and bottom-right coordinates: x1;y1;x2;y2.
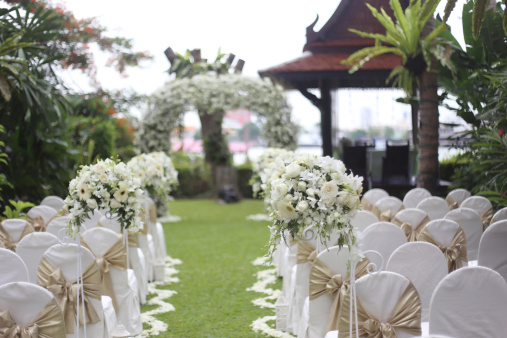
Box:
0;195;169;337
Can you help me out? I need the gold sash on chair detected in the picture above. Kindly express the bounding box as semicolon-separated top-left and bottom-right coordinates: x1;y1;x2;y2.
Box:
138;209;149;235
372;206;404;223
445;196;459;210
37;258;102;334
149;204;157;224
0;223;34;251
26;215;47;232
82;237;127;311
418;227;468;273
0;238;4;249
481;208;493;230
338;282;422;338
296;241;317;265
309;256;371;332
0;298;66;338
361;198;374;212
392;216;430;242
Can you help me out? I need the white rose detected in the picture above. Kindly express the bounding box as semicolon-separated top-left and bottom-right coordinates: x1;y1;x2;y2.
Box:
296;200;309;212
110;200;121;209
306;188;315;197
304;217;313;226
272;183;288;200
297;181;307;191
320;182;338;201
276;200;298;221
86;199;97;209
95;161;107;173
285;162;301;178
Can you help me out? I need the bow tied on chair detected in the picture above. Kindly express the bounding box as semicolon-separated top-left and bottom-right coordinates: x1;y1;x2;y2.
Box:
445;196;459;210
82;237;127;311
481;208;493;230
380;209;393;222
363;318;395;338
296;240;317;265
26;215;46;232
37;258;102;334
310;256;371;332
338;282;422;338
417;227;468;273
0;311;39;338
392;216;429;242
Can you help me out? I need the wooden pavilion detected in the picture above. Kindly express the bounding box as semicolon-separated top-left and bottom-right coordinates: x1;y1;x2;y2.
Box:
259;0;409;157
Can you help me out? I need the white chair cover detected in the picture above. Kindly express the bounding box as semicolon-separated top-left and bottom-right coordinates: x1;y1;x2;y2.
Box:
361;188;389;211
0;248;29;286
0;282;65;337
40;195;66;213
305;246;351;338
46;216;87;244
139;198;154;282
16;232;59;283
281;231;298;333
461;196;494;229
82;209;104;229
421;219;468;269
372;196;404;221
491;207;507;225
351;271;421;338
99;215;148;305
392;208;429;241
26;205;58;231
386;242;447;322
403;188;431;209
1;219;34;246
445;188;471;209
359;222;407;270
416;197;449;221
444;207;482;260
101;295;117;338
39;243;105;337
146;197;166;270
478;220;507;282
81;227;142;335
351;210;378;232
429;266;507;338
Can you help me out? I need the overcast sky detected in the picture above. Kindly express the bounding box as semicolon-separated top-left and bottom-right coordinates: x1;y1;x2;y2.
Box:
60;0;466;131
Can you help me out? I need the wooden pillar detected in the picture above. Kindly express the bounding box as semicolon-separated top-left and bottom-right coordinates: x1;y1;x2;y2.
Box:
320;80;333;157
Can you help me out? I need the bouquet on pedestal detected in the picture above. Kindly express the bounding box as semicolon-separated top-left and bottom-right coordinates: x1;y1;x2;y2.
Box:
269;153;363;252
65;159;144;237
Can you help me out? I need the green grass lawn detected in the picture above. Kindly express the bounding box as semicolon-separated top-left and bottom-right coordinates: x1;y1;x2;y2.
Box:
143;199;282;337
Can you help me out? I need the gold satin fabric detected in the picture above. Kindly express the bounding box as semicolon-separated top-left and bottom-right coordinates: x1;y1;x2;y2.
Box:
26;215;47;232
0;222;34;251
445;196;459;210
338;282;422;338
149;204;157;223
296;240;317;265
82;237;127;311
138;209;149;235
372;206;404;222
418;227;468;273
0;298;66;338
0;238;4;248
361;198;374;212
309;256;371;332
482;208;493;230
37;258;101;334
392;216;430;242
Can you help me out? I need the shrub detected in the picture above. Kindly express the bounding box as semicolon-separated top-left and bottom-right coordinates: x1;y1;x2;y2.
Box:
171;151;212;198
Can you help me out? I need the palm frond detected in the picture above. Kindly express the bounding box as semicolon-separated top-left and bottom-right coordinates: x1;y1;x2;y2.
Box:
472;0;489;39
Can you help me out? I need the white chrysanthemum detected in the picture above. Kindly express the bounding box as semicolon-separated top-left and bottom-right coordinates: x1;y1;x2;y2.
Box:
76;182;91;201
114;181;130;203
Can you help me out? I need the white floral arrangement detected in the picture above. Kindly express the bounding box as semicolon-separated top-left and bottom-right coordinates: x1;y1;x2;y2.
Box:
269;153;363;251
65;159;144;237
127;151;179;202
250;148;293;199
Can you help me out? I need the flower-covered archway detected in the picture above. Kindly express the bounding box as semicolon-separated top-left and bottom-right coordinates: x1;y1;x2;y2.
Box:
137;73;299;162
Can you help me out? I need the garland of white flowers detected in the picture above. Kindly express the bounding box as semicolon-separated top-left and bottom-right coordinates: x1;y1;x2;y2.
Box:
137;73;299;153
137;256;182;338
247;256;295;338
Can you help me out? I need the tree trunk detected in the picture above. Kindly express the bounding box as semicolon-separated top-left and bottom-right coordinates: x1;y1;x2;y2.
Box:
417;17;440;193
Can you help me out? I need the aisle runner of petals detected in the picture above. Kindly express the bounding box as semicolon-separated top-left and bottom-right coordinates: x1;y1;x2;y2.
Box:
247;257;295;338
137;256;182;337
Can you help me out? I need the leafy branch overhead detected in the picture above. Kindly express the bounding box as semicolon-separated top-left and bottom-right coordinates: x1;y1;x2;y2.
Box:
342;0;450;96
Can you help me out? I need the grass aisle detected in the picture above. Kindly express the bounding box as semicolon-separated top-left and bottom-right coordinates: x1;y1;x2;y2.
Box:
147;199;281;337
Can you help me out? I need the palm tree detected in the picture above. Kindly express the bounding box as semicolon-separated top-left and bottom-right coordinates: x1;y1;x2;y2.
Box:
342;0;449;192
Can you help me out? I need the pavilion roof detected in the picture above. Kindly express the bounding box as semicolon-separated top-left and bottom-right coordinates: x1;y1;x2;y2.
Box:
258;0;407;89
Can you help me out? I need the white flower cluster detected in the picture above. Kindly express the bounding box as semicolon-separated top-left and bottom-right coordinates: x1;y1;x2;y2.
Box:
137;73;299;152
250;148;294;199
127;151;179;201
65;159;144;237
269;153;363;249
